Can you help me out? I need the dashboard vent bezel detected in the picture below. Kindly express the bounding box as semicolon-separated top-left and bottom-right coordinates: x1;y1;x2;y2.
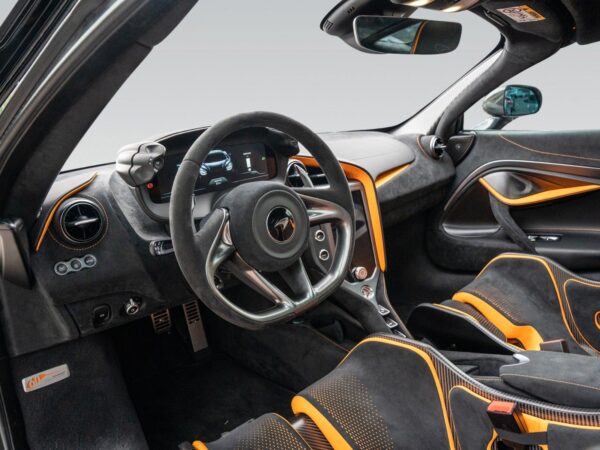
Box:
56;197;107;247
286;160;328;187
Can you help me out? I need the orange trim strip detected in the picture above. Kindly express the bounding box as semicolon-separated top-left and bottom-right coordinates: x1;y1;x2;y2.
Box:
595;311;600;331
375;164;410;188
34;174;97;252
337;337;456;450
291;396;352;450
191;441;208;450
294;157;387;272
453;291;543;350
479;177;600;207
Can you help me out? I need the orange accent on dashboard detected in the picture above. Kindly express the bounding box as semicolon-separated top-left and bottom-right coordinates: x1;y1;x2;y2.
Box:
479;177;600;207
293;156;387;272
34;174;97;252
375;164;410;188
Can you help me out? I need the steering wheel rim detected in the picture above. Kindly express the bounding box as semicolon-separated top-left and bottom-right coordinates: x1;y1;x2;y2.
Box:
170;112;355;329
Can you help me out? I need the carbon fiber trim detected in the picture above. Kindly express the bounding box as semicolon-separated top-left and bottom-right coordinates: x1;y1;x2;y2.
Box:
441;300;507;342
292;414;332;450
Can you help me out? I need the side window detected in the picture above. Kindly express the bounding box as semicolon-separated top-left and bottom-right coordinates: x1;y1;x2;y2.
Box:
464;43;598;131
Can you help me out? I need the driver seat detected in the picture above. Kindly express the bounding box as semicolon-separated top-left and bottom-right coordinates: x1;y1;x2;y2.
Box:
188;335;600;449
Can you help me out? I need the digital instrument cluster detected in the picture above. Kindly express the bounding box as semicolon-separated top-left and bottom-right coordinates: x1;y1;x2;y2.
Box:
147;142;276;203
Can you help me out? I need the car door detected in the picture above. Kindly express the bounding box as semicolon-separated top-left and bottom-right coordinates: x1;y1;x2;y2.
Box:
429;129;600;275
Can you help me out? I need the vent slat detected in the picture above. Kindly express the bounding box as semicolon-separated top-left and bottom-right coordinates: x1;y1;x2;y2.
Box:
58;199;106;246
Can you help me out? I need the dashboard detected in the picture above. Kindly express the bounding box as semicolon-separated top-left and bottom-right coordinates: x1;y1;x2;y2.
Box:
10;126;442;356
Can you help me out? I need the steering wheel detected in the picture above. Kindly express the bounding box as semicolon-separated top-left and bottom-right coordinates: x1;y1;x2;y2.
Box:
170;112;355;330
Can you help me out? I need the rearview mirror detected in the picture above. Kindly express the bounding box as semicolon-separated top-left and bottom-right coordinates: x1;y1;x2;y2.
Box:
483;85;542;118
353;16;462;55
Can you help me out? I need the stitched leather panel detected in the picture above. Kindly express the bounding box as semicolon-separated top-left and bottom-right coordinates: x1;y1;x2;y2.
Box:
305;373;394;449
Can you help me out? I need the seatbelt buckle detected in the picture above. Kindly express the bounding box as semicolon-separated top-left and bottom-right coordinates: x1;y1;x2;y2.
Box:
540;339;569;353
487;401;526;450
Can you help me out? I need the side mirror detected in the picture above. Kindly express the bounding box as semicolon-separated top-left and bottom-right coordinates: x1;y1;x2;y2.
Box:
478;85;542;130
353;16;462;55
483;85;542;118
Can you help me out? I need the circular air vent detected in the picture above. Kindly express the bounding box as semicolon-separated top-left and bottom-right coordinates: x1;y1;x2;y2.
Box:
56;198;106;246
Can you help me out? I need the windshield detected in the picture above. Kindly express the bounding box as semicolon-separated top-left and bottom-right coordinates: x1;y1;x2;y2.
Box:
64;1;498;171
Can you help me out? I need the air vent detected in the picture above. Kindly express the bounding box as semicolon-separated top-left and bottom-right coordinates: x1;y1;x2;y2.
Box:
286;160;328;187
56;198;106;246
322;20;334;31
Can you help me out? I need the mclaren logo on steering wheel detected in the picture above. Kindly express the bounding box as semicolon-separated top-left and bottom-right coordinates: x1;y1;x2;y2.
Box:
267;207;296;243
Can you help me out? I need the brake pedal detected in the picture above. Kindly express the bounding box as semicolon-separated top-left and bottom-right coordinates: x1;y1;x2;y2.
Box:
183;300;208;352
151;309;172;334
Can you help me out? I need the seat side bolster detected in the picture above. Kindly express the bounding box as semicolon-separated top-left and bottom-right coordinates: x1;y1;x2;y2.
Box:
453;291;544;350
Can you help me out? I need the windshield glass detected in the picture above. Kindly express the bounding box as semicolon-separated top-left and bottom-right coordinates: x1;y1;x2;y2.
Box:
0;1;18;22
64;1;498;171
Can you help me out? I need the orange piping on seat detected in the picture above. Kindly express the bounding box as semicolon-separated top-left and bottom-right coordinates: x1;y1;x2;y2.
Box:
192;441;208;450
375;164;410;188
452;292;544;350
34;173;97;252
337;337;456;450
293;156;387;272
291;396;352;450
479;177;600;207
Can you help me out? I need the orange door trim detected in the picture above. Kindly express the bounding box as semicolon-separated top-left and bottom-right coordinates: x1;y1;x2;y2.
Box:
479;177;600;207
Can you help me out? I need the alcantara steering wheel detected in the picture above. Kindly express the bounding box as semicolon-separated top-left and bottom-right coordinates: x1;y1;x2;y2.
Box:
169;112;355;330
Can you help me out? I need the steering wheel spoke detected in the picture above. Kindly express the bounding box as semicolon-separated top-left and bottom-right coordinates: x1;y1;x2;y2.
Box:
279;259;314;300
299;192;352;226
223;253;296;308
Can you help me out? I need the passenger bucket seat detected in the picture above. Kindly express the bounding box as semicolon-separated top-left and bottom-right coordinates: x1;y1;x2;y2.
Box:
409;253;600;356
186;335;600;449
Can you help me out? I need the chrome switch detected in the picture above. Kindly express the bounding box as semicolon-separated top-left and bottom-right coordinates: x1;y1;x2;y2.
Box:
352;266;368;281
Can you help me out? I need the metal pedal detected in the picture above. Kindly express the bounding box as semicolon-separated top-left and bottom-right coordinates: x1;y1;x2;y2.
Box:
183;300;208;352
151;309;172;334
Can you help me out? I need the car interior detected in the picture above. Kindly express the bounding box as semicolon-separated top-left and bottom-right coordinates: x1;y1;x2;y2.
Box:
1;0;600;449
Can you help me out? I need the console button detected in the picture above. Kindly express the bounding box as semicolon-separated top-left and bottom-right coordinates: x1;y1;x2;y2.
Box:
351;266;368;281
83;255;97;267
314;230;326;242
360;285;374;299
55;263;69;276
377;304;390;316
124;298;142;316
93;304;111;327
70;259;82;271
318;249;330;261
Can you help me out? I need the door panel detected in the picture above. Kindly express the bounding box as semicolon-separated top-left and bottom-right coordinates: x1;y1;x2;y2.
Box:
428;130;600;273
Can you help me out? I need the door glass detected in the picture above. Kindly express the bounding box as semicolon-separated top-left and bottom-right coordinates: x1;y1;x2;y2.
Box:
465;42;600;131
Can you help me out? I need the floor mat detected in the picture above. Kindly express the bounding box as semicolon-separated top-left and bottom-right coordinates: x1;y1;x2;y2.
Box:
114;322;294;449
